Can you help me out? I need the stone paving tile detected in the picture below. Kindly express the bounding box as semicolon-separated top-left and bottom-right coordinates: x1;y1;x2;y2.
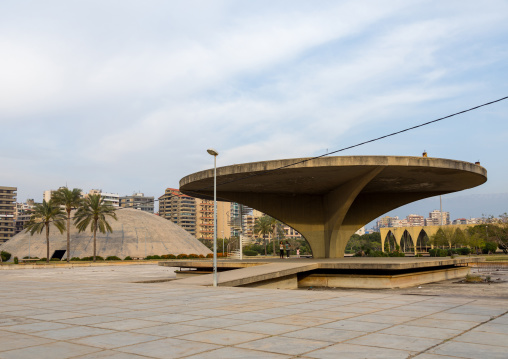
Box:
0;332;54;352
319;319;393;332
107;310;162;319
454;331;508;347
0;341;100;359
445;306;506;317
132;323;209;337
426;312;492;322
408;318;479;331
353;313;413;325
299;310;358;320
0;316;40;327
71;331;161;349
346;333;442;352
223;311;285;322
188;309;238;317
26;311;89;321
267;314;336;327
1;321;71;334
236;335;331;356
372;308;428;318
490;315;508;325
183;317;250;328
327;305;381;314
185;346;292;359
472;322;508;335
260;307;309;316
283;327;367;343
73;349;148;358
413;354;463;359
142;313;207;324
379;324;462;339
56;315;121;325
91;318;163;330
117;337;221;359
429;341;508;359
33;325;116;340
2;309;58;317
304;343;413;359
229;321;305;335
178;328;268;345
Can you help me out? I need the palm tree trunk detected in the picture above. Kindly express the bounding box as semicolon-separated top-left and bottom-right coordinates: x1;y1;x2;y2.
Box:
67;211;71;263
46;224;50;264
93;220;97;262
272;225;276;256
264;234;267;256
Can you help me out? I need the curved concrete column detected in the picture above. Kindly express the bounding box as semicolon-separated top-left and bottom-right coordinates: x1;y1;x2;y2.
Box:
180;156;487;258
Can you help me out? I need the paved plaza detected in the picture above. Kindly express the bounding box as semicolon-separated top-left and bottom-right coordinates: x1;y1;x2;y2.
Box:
0;264;507;359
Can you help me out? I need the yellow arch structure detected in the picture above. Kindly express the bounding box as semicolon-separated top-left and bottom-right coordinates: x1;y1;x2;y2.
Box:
380;224;474;254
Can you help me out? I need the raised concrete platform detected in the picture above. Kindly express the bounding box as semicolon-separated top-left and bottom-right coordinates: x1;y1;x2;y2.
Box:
159;257;484;289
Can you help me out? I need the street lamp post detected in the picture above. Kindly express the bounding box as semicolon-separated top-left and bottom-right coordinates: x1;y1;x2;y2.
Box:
207;148;219;287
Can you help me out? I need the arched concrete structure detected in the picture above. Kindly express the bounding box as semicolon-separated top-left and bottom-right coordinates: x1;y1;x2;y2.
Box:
380;224;474;254
180;156;486;258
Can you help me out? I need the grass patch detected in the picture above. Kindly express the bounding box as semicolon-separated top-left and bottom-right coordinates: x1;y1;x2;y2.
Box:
465;274;484;283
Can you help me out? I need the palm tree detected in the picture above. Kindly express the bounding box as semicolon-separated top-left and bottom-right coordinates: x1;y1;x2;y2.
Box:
254;216;272;256
52;187;83;262
74;194;117;262
25;200;66;263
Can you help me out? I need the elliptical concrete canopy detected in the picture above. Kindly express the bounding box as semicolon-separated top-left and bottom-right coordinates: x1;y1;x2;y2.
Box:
180;156;487;258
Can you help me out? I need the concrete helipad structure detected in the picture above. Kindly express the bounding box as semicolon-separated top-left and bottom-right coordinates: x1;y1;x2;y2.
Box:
180;156;487;258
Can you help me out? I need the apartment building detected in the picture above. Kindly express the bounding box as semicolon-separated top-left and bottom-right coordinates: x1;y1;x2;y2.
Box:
0;186;17;243
426;210;450;226
195;199;231;240
119;193;154;213
159;188;197;236
88;189;119;207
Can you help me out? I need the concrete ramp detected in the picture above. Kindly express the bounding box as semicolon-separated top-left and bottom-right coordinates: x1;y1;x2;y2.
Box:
171;262;319;288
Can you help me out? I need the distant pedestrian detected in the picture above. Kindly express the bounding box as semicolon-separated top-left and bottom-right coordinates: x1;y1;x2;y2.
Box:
285;241;291;258
279;242;284;259
296;248;300;258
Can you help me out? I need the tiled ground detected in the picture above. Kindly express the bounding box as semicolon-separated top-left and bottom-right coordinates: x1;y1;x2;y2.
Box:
0;265;507;358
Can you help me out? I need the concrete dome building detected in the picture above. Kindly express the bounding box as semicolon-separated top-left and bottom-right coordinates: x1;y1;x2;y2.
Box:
0;209;211;259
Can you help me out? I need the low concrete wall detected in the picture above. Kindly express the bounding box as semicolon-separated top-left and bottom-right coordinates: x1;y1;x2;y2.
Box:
298;267;470;289
240;274;299;290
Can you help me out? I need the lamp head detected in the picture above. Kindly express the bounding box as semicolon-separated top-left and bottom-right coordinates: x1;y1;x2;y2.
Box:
207;148;219;156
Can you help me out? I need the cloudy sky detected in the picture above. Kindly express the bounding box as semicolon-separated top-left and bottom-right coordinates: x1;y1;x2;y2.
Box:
2;1;507;224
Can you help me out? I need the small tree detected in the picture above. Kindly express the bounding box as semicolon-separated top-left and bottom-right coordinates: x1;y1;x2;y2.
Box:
25;200;66;263
74;194;117;262
253;216;272;256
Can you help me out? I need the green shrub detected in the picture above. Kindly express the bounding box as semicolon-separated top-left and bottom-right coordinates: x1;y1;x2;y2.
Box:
71;257;81;261
188;254;199;258
38;258;47;262
369;250;388;257
106;256;121;261
177;254;188;259
145;255;161;260
50;258;61;261
23;256;39;259
161;254;175;259
243;250;258;256
483;242;498;254
458;247;471;255
124;256;133;260
81;256;104;261
198;254;205;258
206;253;213;258
1;251;12;262
429;249;448;257
388;251;405;257
13;257;18;264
